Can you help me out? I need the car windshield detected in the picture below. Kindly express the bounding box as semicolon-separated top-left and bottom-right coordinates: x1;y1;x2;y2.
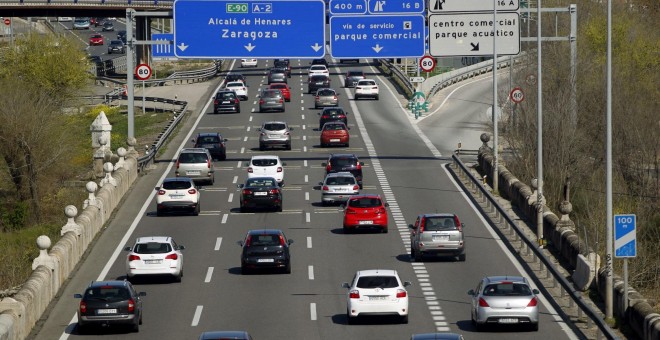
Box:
483;283;532;296
423;217;457;231
134;242;172;254
248;234;281;246
356;276;398;289
84;287;130;301
198;136;220;144
246;178;276;187
162;180;192;190
263;123;286;131
326;176;355;185
330;157;356;167
348;197;382;208
178;153;208;163
252;158;278;166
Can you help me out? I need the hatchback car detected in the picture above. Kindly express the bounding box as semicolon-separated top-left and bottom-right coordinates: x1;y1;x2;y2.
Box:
73;17;90;30
247;155;286;185
238;229;293;274
125;236;185;281
192;132;227;160
267;68;288;84
308;64;329;78
273;59;291;77
102;21;114;31
74;280;146;333
344;70;365;88
342;194;388;233
314;88;339;108
409;213;466;262
467;276;540;331
259;121;292;150
225;81;248;100
89;34;104;46
320;122;349;147
308;75;331;94
199;331;254;340
238;177;283;212
342;269;411;324
107;40;125;54
258;89;285;112
155;177;201;216
323;153;364;188
319;172;359;205
213;90;241;114
117;30;127;42
318;107;349;130
240;58;257;67
268;82;291;102
175;148;215;185
355;79;380;100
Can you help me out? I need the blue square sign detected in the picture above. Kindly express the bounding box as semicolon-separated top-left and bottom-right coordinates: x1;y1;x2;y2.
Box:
614;214;636;258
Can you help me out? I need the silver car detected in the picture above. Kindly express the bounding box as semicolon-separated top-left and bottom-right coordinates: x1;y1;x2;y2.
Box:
258;89;285;113
314;88;339;109
409;213;465;262
175;148;215;185
467;276;540;331
258;121;292;151
319;172;359;205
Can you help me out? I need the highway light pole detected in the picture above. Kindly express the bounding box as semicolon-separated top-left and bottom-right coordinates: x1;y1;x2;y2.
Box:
536;0;544;248
126;9;135;139
605;0;613;320
492;0;499;194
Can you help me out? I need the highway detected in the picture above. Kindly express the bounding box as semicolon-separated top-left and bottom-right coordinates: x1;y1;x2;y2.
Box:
32;58;579;340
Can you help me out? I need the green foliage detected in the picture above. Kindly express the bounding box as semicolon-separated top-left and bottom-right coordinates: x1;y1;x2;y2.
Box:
0;201;29;232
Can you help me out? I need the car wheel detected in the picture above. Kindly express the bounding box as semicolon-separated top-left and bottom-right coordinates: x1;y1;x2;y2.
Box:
259;144;265;151
375;95;379;100
241;266;251;275
381;227;388;233
236;107;241;113
131;320;139;333
528;323;539;332
314;104;319;109
413;250;423;262
347;311;356;325
156;208;163;217
284;262;291;274
139;312;143;325
458;253;466;262
355;95;359;100
276;205;283;212
192;204;199;216
400;315;409;324
209;175;215;186
240;205;247;213
343;226;352;234
220;152;227;160
77;323;88;335
213;109;218;114
345;142;350;147
286;143;291;151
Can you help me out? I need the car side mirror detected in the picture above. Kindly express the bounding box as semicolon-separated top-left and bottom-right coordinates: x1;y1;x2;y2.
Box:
191;138;196;143
238;184;244;188
124;246;132;251
384;203;389;207
359;162;364;165
244;162;250;167
467;289;475;296
341;282;350;289
321;162;327;167
317;112;321;115
237;241;244;246
224;138;228;142
462;223;466;228
403;281;412;287
154;187;160;191
74;293;83;299
282;162;287;166
138;292;147;297
289;127;294;131
408;224;415;229
179;245;185;250
532;289;540;295
318;182;324;186
288;239;294;245
339;204;346;209
257;128;262;131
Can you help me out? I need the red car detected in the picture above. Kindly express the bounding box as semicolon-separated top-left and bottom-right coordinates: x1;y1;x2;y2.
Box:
269;83;291;102
342;194;389;233
89;34;104;46
320;122;349;147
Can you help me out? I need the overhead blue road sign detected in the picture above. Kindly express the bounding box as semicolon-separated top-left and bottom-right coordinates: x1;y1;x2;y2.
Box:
614;214;637;258
330;15;425;58
173;0;326;59
368;0;424;14
330;0;367;14
152;33;175;58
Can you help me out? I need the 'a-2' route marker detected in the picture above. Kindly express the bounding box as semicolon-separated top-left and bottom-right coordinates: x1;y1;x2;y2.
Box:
173;0;326;58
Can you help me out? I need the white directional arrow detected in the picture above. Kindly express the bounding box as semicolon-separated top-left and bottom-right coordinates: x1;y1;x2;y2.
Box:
372;44;383;53
244;43;255;52
177;43;188;52
311;43;322;52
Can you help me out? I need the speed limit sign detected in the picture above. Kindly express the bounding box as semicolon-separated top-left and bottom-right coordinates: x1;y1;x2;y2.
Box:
135;63;152;81
419;56;435;72
510;87;524;103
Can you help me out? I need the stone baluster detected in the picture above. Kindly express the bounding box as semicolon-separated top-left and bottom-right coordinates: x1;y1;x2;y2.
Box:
60;205;82;236
90;111;112;178
99;162;117;187
115;147;127;170
82;181;100;210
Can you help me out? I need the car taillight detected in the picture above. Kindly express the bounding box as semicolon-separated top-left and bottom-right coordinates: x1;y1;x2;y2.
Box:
284;131;290;135
235;98;240;104
396;289;407;298
356;162;362;170
242;189;252;195
315;96;319;100
127;298;135;312
419;219;425;232
245;235;252;247
79;301;87;313
277;167;283;172
175;160;180;169
260;132;267;136
333;96;337;100
242;87;246;92
247;167;253;173
377;208;386;214
527;297;538;307
454;215;462;231
352;185;359;190
346;208;357;214
326;164;331;172
207;159;211;168
478;298;490;307
322;115;329;119
259;99;264;104
349;290;360;299
279;98;283;103
322;185;329;191
165;253;178;260
279;235;286;246
188;188;197;194
128;254;140;261
213;99;218;105
157;190;166;195
269;189;280;195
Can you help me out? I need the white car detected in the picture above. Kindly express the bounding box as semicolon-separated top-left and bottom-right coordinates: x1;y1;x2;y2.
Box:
342;269;411;324
241;58;258;67
308;64;329;78
225;81;248;100
247;155;286;185
354;79;379;100
57;17;73;22
125;236;185;281
155;177;201;216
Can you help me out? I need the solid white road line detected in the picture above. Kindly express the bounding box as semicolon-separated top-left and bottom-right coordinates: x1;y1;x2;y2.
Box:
228;193;233;202
191;305;203;326
310;303;317;321
305;212;310;223
204;267;214;283
307;236;312;248
308;265;314;280
214;237;222;251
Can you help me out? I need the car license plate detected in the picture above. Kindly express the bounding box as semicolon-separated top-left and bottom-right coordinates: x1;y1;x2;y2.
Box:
96;309;117;314
257;258;274;263
330;139;340;142
169;194;184;199
186;170;200;175
268;135;278;138
144;259;162;264
369;296;388;301
254;192;267;196
359;220;373;225
222;100;231;104
498;318;518;324
432;235;450;241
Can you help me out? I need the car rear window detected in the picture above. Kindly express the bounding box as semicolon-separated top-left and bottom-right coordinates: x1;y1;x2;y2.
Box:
318;89;335;96
246;178;276;187
262;90;281;97
323;123;346;131
85;287;130;301
359;80;377;86
270;84;286;89
348;71;364;77
263;123;286;131
326;176;355;185
162;180;192;190
323;108;344;115
331;157;356;167
178;152;209;163
198;136;220;144
134;242;172;254
348;197;382;208
217;92;236;100
252;158;278;166
483;283;532;296
249;234;280;246
423;217;457;231
356;276;398;289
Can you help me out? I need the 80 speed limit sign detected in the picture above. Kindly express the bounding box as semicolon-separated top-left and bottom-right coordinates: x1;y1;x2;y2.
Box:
510;87;524;103
419;56;436;72
135;63;152;81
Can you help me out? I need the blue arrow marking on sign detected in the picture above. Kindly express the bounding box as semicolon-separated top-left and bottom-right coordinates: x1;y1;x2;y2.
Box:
614;214;636;258
173;0;326;59
330;15;425;58
152;33;175;58
368;0;424;14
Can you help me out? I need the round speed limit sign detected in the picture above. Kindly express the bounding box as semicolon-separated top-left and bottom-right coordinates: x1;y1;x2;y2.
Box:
135;63;152;81
419;56;436;72
510;87;524;103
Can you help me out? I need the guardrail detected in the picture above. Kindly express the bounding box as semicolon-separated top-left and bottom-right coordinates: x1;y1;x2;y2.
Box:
448;152;619;340
94;59;221;85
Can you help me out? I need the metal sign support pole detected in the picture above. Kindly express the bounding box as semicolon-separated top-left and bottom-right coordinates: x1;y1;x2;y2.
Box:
624;258;628;314
126;9;135;139
536;0;544;248
605;0;614;320
569;4;577;129
492;0;499;194
142;80;146;115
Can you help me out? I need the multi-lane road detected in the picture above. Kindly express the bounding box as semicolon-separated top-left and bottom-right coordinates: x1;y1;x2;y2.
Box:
32;57;579;340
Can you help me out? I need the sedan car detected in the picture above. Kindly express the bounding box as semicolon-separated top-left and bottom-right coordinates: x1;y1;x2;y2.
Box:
225;81;248;100
258;89;285;113
342;194;388;233
125;236;185;281
308;64;329;78
342;269;411;324
238;229;293;274
344;70;365;88
319;172;359;205
320;121;349;147
308;75;331;94
240;58;257;67
409;213;466;262
102;21;114;31
322;153;364;188
318;107;348;130
213;90;240;114
268;82;291;102
247;155;286;185
259;121;292;150
238;177;283;212
468;276;540;331
107;40;125;54
199;331;254;340
355;79;379;100
74;280;145;333
155;177;201;216
89;34;104;46
192;132;227;160
314;88;339;108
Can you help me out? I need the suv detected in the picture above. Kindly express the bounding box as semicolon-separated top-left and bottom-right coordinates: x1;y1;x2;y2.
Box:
408;213;466;262
155;177;201;216
247;155;286;185
319;172;359;205
308;75;331;94
258;121;293;150
192;132;227;160
107;40;125;54
342;269;411;324
213;90;241;114
238;229;294;274
124;236;185;281
175;148;215;185
74;280;146;333
322;153;364;188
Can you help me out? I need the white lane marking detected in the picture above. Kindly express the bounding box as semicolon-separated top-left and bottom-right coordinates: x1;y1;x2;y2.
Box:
246;126;251;132
214;237;222;251
243;136;248;142
302;114;305;120
304;160;308;167
228;193;234;202
191;305;203;326
308;265;315;280
304;175;308;183
310;303;317;321
232;176;238;184
305;192;310;201
204;267;214;283
302;124;306;130
303;135;307;141
236;160;242;168
240;147;245;154
303;146;307;152
249;116;253;122
306;212;311;223
221;214;228;224
307;236;312;248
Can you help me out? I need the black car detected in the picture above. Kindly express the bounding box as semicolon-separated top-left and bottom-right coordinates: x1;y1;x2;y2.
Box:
107;40;125;54
308;75;330;94
238;177;283;212
117;30;127;42
311;58;328;67
322;153;364;188
267;67;288;84
273;59;291;77
318;107;348;130
225;73;246;83
213;90;240;114
74;280;146;333
192;132;227;160
238;229;293;274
